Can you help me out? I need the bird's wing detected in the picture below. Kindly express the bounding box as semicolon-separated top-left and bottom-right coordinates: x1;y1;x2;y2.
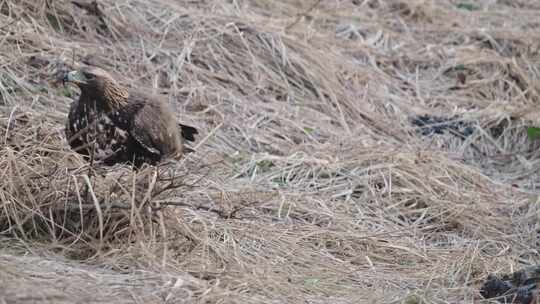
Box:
127;105;163;157
130;89;197;143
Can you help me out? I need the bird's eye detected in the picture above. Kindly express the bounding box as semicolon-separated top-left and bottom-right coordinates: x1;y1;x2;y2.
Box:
83;72;95;81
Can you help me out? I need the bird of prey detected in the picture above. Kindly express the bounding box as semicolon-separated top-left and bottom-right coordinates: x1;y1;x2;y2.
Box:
61;65;198;168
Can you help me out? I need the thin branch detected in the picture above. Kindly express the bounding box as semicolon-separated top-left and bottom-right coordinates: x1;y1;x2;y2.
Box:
153;199;236;219
285;0;322;31
0;17;20;32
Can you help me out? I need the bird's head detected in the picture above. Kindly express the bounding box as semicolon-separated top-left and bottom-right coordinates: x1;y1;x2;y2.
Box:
63;66;129;109
63;66;113;89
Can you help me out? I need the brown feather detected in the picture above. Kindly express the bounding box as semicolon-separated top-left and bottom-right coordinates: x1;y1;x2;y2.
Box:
63;66;198;167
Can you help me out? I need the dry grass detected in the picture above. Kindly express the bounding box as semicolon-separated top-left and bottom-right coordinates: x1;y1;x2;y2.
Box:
1;0;540;303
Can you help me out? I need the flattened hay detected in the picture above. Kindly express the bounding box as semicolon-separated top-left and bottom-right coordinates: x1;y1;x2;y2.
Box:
2;0;540;303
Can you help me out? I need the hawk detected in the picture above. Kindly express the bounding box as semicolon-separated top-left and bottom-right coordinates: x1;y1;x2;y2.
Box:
62;66;198;168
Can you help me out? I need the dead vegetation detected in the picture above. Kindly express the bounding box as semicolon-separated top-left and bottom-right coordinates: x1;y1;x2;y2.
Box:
1;0;540;303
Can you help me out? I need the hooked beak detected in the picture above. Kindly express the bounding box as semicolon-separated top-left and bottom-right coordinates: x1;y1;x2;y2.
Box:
63;70;87;85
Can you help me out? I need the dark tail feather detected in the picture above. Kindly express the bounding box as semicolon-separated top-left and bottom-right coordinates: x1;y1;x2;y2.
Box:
179;124;198;142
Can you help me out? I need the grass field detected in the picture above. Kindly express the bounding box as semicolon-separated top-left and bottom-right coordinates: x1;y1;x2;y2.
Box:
2;0;540;303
